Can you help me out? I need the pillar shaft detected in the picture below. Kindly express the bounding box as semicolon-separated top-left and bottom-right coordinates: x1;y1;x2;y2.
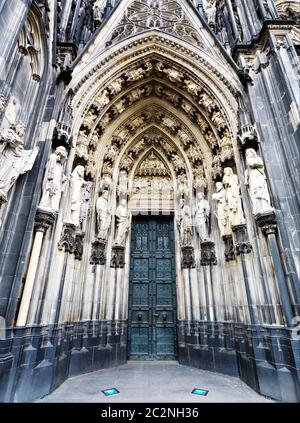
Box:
16;230;44;326
268;232;294;326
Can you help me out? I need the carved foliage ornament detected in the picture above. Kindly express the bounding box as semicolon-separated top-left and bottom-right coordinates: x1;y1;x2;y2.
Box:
181;246;196;269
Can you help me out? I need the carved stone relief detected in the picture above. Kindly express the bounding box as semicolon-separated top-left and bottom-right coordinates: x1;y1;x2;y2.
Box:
193;165;207;190
106;0;204;48
0;121;39;204
219;129;234;162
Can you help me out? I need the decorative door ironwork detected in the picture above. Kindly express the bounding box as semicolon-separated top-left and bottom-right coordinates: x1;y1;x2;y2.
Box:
128;217;177;360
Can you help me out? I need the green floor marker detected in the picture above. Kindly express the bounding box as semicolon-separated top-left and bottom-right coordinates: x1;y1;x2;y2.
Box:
191;388;209;396
102;388;120;396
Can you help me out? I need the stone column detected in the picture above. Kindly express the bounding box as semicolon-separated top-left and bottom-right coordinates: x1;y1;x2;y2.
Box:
182;269;192;323
91;265;102;321
181;246;195;323
256;0;268;19
256;211;294;326
16;209;56;326
114;268;123;321
225;0;240;40
189;268;200;321
232;224;257;324
110;245;126;321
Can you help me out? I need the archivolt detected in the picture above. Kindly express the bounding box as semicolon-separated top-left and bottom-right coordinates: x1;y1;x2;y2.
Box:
64;32;246;200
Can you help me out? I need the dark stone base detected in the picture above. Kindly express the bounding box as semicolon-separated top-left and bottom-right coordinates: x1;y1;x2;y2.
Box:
0;320;127;403
177;321;300;402
0;320;299;402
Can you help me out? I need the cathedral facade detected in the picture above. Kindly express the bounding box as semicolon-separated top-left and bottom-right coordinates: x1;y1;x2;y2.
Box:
0;0;299;402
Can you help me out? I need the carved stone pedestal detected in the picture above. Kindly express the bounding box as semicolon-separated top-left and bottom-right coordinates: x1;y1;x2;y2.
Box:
58;223;76;253
89;240;106;265
74;231;85;260
223;235;235;261
35;208;56;233
181;246;195;269
110;245;125;268
200;241;217;265
255;211;277;236
232;224;252;255
238;124;257;149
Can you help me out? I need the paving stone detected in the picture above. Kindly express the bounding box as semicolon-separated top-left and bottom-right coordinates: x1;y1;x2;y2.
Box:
37;362;273;403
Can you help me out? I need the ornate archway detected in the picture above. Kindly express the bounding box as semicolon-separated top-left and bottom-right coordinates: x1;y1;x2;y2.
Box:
2;0;298;403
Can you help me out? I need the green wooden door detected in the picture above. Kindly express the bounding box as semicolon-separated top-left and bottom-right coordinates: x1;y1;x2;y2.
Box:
128;217;177;360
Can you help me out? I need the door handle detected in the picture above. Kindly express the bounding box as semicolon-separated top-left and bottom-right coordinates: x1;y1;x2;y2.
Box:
137;312;143;321
162;312;167;321
153;313;159;317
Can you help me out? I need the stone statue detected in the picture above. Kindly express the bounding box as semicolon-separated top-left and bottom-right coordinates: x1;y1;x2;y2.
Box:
204;0;217;28
79;181;93;233
76;129;89;159
64;165;86;227
39;146;68;213
108;78;124;96
115;199;131;246
177;198;193;246
244;148;273;215
104;144;119;162
195;191;210;242
212;182;231;237
171;154;185;173
223;167;245;227
0;121;39;203
177;173;188;196
93;0;106;24
193;165;207;190
118;170;128;196
96;189;111;242
96;89;110;109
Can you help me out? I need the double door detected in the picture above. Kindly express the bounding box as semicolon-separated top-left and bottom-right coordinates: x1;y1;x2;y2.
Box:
128;217;177;360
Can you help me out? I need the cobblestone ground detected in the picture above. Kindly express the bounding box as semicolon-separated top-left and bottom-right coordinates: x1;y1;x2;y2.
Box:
37;361;273;403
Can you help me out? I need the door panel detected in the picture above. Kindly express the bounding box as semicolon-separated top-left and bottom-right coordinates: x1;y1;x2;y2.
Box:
128;217;177;360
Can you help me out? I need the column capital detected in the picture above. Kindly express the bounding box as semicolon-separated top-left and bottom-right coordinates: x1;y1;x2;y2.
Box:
57;223;76;253
181;246;196;269
200;241;217;266
89;240;106;265
74;231;85;261
223;235;235;261
255;211;278;236
35;208;56;233
232;224;252;255
110;245;126;268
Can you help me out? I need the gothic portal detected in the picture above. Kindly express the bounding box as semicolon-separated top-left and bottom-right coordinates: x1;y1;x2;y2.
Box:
0;0;299;402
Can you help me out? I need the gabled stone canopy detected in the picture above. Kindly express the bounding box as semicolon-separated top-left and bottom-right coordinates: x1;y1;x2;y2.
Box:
74;0;236;76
